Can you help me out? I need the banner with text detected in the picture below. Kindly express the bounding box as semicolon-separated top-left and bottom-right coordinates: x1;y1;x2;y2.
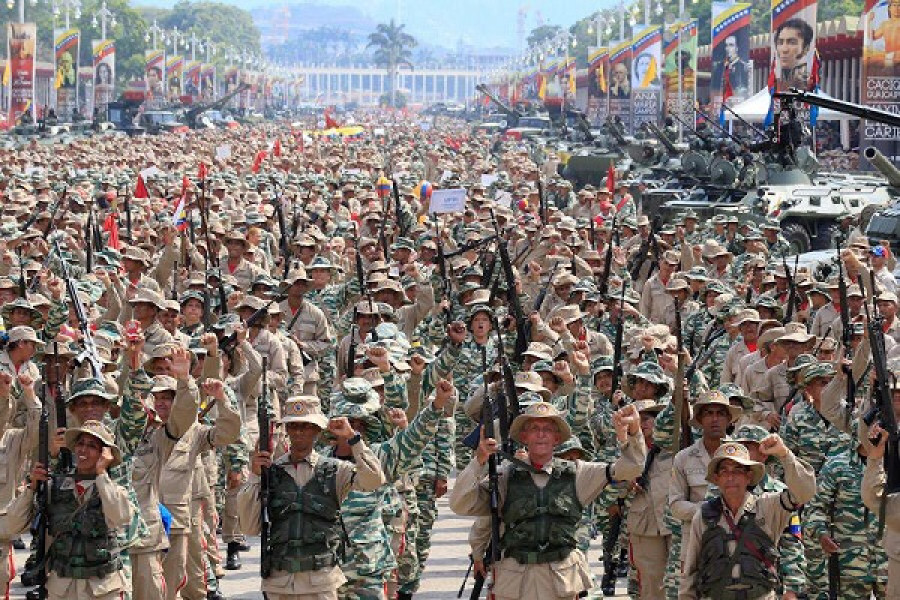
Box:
861;0;900;168
145;49;164;98
711;1;752;115
663;20;698;124
769;0;818;124
631;25;662;131
54;28;80;117
587;46;609;125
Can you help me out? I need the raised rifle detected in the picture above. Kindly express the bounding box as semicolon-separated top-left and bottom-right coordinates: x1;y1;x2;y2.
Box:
86;208;94;273
435;221;453;325
491;210;528;360
537;178;547;224
219;290;287;355
836;235;855;427
42;187;68;239
476;345;501;600
859;271;900;503
122;186;132;242
32;381;50;598
51;341;71;471
171;261;179;301
685;326;728;383
610;284;627;396
347;308;359;379
258;357;272;578
782;254;799;324
16;247;25;298
827;483;840;600
597;214;616;298
54;239;103;379
672;300;692;451
392;177;407;238
270;176;292;280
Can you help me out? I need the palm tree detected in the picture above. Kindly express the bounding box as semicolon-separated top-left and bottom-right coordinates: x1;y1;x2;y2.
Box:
367;19;416;107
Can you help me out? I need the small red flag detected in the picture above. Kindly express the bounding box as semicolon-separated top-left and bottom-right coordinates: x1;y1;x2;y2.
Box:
198;162;208;180
252;150;268;174
273;138;282;157
103;213;120;250
606;164;615;194
134;174;149;199
324;107;339;129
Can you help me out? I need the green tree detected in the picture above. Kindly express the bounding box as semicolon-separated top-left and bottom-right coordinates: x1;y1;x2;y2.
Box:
367;19;416;108
154;1;260;55
527;24;563;49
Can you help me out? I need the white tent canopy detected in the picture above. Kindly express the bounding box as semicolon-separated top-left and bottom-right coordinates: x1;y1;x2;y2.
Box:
723;88;858;123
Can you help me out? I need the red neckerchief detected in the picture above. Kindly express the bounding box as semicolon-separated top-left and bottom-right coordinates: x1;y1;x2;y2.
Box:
746;342;758;353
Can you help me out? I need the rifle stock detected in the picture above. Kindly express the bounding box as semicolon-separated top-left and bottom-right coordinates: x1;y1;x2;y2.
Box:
258;357;271;578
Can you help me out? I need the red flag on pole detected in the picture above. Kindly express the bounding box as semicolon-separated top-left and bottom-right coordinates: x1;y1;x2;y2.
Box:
324;107;339;129
273;138;282;157
606;164;615;194
134;174;149;199
252;150;268;174
198;162;208;180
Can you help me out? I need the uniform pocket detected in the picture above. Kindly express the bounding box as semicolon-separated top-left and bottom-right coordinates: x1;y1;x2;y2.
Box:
550;553;592;595
493;558;526;597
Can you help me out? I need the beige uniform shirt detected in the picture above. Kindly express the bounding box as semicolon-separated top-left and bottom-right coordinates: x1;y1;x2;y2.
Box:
669;439;716;526
627;445;674;537
0;472;136;597
721;340;752;386
678;449;816;600
753;362;791;415
810;303;838;339
449;432;647;600
236;444;385;596
638;273;675;329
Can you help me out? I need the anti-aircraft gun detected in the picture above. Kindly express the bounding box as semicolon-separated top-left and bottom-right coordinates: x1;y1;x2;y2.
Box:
184;82;250;129
475;83;521;129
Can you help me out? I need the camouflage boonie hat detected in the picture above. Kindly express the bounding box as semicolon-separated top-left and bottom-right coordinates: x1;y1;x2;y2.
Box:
718;383;755;411
179;290;206;306
554;436;588;459
67;378;117;405
1;298;43;328
516;391;546;409
591;355;615;376
732;425;770;445
627;361;670;397
798;361;836;387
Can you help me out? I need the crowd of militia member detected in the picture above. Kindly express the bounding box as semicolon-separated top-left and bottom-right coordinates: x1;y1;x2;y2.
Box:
0;111;894;600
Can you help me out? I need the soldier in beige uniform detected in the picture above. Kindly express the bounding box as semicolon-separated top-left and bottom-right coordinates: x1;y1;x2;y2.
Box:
679;437;816;600
862;428;900;599
721;309;761;385
280;268;335;397
125;289;175;360
449;402;647;600
237;398;386;600
638;250;680;329
221;231;265;291
3;421;138;600
752;323;814;416
626;400;674;599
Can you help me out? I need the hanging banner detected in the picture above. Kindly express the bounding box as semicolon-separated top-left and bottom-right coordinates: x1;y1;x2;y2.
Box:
201;63;216;100
7;22;36;126
587;46;609;125
861;0;900;166
184;60;201;101
631;25;662;131
54;28;80;118
609;38;633;134
771;0;818;93
165;54;184;101
92;39;115;111
711;1;752;113
145;49;164;98
664;20;698;124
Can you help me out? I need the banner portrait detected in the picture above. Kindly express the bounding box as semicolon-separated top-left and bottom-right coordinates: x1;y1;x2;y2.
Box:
184;60;201;100
92;39;115;110
145;49;164;98
664;20;698;123
861;0;900;166
631;25;662;131
609;39;633;133
166;55;184;101
54;28;80;118
771;0;818;92
201;63;216;100
7;22;36;125
711;2;752;101
587;46;609;125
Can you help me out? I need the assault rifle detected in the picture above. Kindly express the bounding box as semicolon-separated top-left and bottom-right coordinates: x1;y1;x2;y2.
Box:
597;214;616;298
782;254;799;324
836;236;855;427
610;284;626;396
270;177;292;280
258;357;272;578
859;272;900;502
54;239;103;379
673;300;692;451
475;345;501;600
32;383;50;598
490;210;528;360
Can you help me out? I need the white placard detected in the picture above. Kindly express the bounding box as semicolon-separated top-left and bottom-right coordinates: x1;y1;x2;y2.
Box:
140;166;163;179
440;170;454;183
215;145;232;160
480;174;498;187
428;188;467;214
372;127;385;136
495;190;512;208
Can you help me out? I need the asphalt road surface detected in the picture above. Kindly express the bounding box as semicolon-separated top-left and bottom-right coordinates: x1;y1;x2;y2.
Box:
9;484;629;599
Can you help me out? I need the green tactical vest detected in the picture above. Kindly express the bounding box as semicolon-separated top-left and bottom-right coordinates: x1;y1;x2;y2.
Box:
697;497;780;599
48;476;123;579
501;458;583;564
264;458;341;574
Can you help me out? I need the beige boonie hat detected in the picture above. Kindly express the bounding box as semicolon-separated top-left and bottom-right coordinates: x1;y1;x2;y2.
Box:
509;401;572;444
6;326;43;348
128;288;166;310
776;322;815;344
280;396;329;429
691;390;742;427
65;420;122;468
706;441;765;486
513;371;552;401
632;399;665;414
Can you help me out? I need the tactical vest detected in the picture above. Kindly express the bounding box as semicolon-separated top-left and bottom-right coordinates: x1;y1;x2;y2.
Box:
264;458;341;574
697;497;780;599
47;476;123;579
501;459;582;564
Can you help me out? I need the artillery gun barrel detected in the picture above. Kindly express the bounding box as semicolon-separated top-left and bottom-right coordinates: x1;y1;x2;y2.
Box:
644;121;680;156
864;147;900;188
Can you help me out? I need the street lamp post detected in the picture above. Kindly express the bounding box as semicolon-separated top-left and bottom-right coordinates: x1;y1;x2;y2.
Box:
144;19;164;49
52;0;81;30
91;0;116;40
